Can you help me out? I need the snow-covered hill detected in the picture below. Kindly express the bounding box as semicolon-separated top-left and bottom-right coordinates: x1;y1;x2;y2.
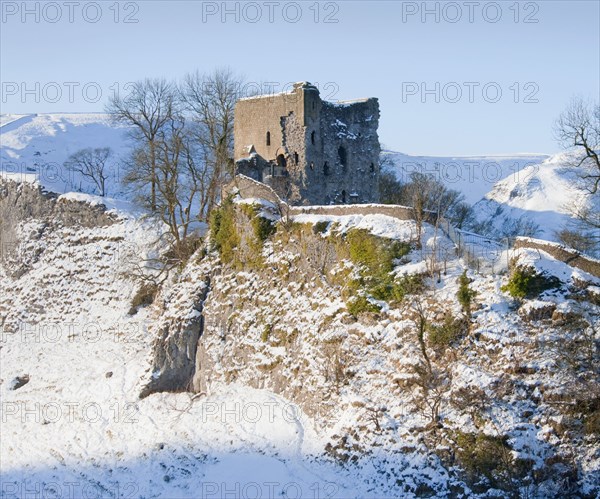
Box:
473;152;600;244
1;173;599;496
0;114;132;199
384;151;550;205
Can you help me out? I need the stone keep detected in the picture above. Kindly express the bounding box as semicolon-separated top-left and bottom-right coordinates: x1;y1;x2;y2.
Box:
234;82;380;205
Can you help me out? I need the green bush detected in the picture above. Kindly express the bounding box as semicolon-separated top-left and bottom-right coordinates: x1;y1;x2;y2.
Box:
337;229;419;311
457;271;476;317
428;315;468;349
251;215;276;242
345;229;412;300
313;221;330;234
346;294;381;317
347;229;409;279
209;197;240;264
454;431;514;490
261;324;272;343
371;274;425;303
501;265;561;299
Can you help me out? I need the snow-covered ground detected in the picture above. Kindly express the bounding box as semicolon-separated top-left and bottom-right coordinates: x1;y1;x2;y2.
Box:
0;192;372;498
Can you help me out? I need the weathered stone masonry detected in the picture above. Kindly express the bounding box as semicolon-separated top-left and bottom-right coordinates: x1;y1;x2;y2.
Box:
234;82;380;205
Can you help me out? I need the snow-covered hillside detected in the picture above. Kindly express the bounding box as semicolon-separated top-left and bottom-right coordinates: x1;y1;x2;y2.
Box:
1;173;599;497
0;178;375;498
384;151;550;205
0;114;131;199
473;152;600;244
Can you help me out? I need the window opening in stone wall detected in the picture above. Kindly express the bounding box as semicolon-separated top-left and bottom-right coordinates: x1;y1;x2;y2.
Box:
338;146;347;170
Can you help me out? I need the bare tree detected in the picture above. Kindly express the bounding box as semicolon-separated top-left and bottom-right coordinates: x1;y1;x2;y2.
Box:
554;97;600;255
554;97;600;194
106;78;177;211
556;199;600;256
64;147;112;196
180;68;242;220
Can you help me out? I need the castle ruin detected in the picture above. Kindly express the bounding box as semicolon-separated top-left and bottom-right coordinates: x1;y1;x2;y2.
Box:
234;82;380;205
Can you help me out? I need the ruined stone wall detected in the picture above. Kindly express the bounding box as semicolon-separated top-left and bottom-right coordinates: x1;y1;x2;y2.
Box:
234;90;305;161
233;82;380;206
514;237;600;279
279;111;308;203
309;99;380;205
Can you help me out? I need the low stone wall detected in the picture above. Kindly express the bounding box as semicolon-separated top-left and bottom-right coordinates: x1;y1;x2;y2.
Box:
514;237;600;279
226;174;439;224
290;204;437;224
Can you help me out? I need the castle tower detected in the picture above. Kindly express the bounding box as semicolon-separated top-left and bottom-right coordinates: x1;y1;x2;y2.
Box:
234;82;380;205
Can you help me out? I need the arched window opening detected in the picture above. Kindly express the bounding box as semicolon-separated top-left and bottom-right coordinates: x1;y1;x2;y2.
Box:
311;131;316;145
277;154;286;168
370;162;375;173
341;190;347;204
266;131;271;146
294;152;299;164
323;162;330;176
338;146;347;170
310;162;314;171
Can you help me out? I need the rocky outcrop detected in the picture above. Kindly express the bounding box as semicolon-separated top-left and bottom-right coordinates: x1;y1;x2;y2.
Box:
0;179;117;277
139;268;211;398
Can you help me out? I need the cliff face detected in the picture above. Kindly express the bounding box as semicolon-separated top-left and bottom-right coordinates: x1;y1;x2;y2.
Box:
142;200;600;497
0;179;118;278
1;183;599;497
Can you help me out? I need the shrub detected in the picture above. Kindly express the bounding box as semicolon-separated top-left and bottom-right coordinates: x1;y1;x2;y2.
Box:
261;324;272;343
346;229;409;279
209;197;240;264
371;274;425;303
346;295;381;317
501;265;561;299
129;282;158;315
251;215;276;242
427;315;468;350
313;220;330;234
453;431;514;491
163;234;204;268
345;229;412;303
457;271;476;317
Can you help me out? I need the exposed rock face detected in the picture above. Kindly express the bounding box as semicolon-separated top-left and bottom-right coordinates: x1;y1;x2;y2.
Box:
139;266;211;398
0;179;117;277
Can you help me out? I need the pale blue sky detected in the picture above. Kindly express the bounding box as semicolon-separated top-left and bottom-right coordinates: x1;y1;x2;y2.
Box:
1;0;599;155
